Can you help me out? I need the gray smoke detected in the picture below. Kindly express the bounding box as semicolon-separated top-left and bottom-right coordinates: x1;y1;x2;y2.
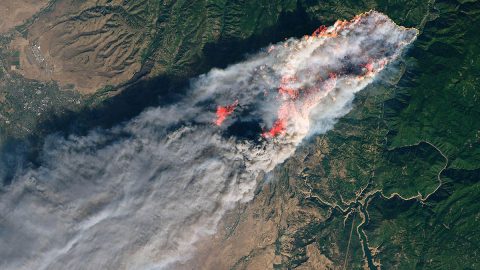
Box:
0;11;417;270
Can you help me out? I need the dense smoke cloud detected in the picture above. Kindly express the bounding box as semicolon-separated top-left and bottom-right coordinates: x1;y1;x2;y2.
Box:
0;11;417;270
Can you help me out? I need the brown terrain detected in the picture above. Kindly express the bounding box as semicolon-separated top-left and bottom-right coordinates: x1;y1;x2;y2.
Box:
6;0;154;94
175;136;368;269
0;0;49;34
176;178;337;270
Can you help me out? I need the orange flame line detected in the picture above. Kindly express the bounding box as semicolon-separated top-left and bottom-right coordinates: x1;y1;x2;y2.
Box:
215;100;239;126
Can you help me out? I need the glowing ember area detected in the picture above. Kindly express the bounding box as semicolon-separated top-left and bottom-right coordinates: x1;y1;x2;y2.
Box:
0;11;418;270
312;25;327;36
278;75;299;99
263;119;286;138
257;11;418;139
215;100;238;126
212;11;418;140
212;11;418;139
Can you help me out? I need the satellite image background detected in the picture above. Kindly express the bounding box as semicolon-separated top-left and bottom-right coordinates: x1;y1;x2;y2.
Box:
0;0;478;269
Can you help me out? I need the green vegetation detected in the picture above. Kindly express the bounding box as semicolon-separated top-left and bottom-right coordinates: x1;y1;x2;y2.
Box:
141;0;431;77
386;0;480;171
0;0;478;268
0;0;436;141
141;0;299;75
269;0;480;269
364;179;480;269
0;74;83;141
376;142;445;198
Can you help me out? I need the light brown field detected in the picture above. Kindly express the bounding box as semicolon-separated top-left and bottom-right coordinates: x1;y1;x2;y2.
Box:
0;0;49;33
6;0;152;94
176;181;336;270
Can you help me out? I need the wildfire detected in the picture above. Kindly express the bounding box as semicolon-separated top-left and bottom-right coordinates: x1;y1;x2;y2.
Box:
278;75;299;99
260;14;393;138
215;100;238;126
312;25;327;36
212;11;418;140
262;119;286;138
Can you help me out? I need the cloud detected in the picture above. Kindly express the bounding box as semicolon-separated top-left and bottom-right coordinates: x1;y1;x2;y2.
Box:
0;11;417;270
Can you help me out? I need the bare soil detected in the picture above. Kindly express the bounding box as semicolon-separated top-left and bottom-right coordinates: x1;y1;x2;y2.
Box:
7;0;151;94
0;0;49;34
176;182;335;270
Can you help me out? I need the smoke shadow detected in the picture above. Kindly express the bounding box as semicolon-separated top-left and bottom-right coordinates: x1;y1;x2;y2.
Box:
0;3;324;185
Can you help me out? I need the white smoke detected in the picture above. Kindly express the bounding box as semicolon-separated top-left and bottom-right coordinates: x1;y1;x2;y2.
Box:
0;11;417;270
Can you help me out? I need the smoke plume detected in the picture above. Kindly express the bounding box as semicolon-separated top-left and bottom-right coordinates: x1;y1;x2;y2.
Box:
0;11;417;270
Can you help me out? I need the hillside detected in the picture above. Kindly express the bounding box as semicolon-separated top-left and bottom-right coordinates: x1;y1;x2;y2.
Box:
0;0;479;269
0;0;427;140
